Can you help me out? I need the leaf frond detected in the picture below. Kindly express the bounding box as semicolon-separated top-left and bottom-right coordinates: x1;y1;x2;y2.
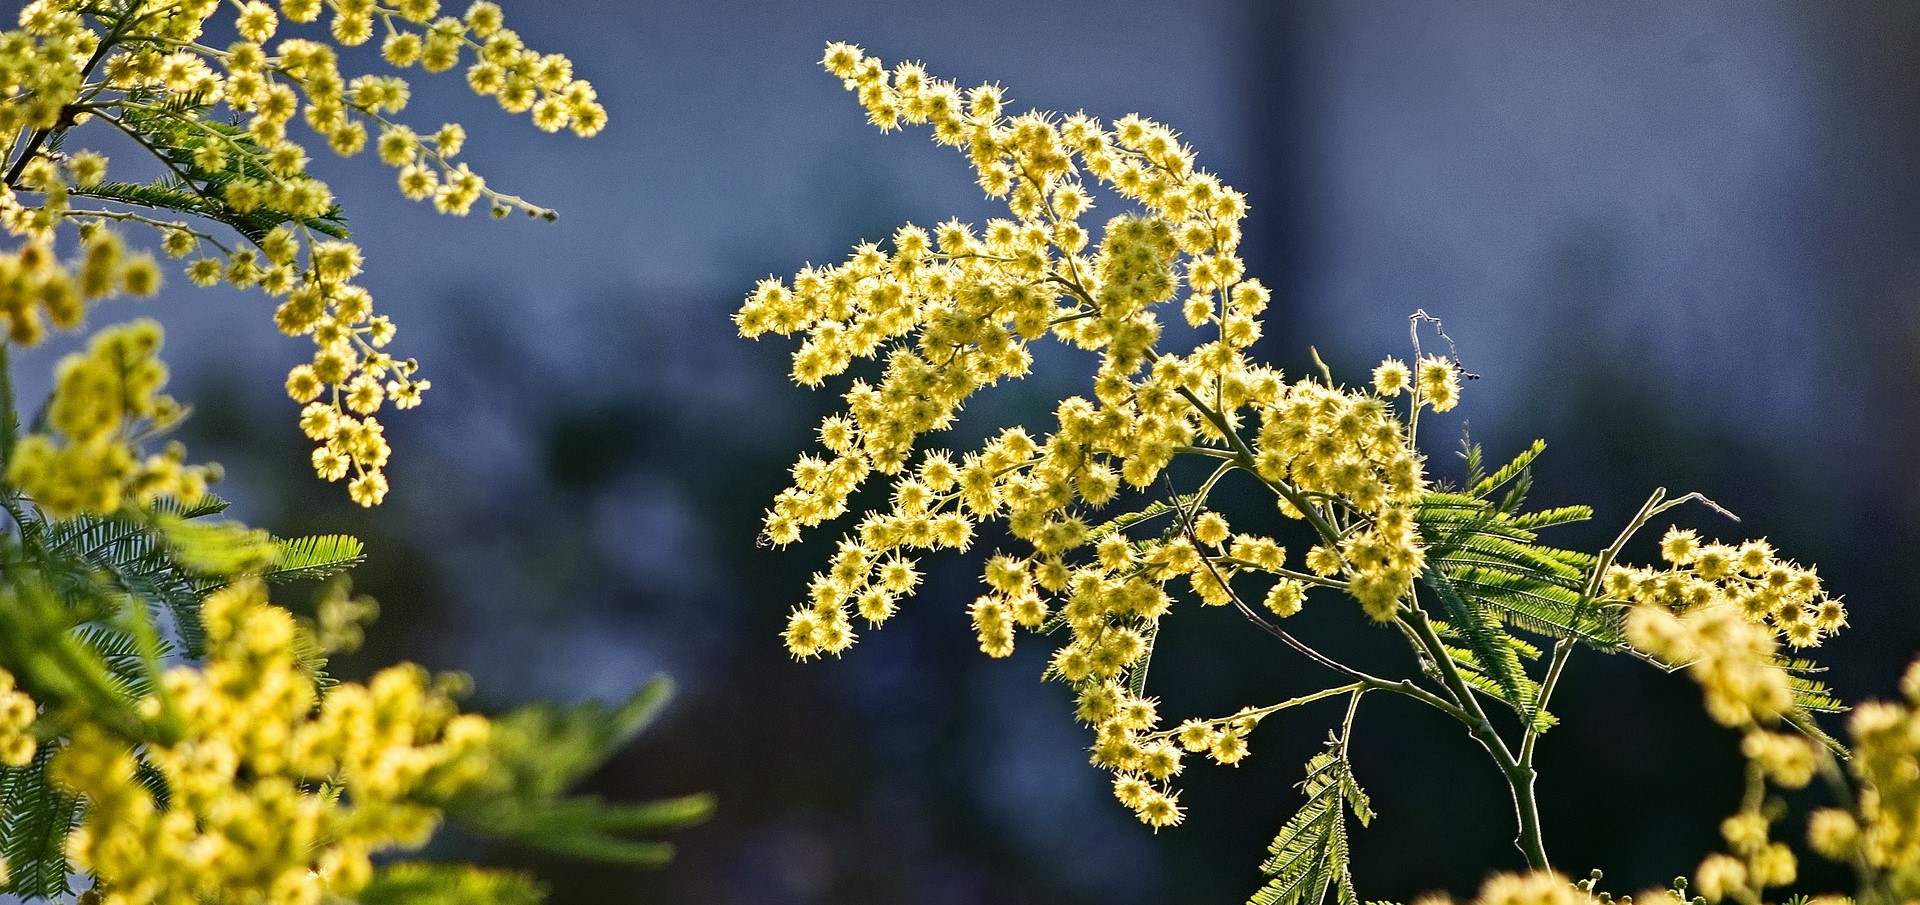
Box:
266;534;366;583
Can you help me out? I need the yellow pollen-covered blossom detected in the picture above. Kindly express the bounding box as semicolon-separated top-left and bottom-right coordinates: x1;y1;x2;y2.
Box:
1467;871;1590;905
0;0;603;505
1415;355;1461;412
1371;357;1410;396
1612;529;1841;727
749;43;1451;830
52;580;492;905
8;320;219;518
0;667;38;768
1804;658;1920;898
0;220;158;345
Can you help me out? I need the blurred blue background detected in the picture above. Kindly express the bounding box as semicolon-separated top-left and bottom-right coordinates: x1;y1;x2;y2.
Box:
54;1;1920;901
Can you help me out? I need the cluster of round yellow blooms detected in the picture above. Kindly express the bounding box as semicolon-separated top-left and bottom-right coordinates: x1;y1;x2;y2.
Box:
1416;355;1462;413
1257;375;1429;619
0;4;88;137
1692;804;1802;902
740;43;1269;531
1612;528;1844;728
1412;870;1591;905
311;578;382;654
1692;729;1819;903
275;231;410;506
1086;688;1281;828
1469;872;1586;905
7;320;218;518
0;0;601;506
1430;866;1849;905
1371;355;1462;414
745;45;1457;830
1627;529;1843;646
1794;658;1920;900
52;580;490;905
0;666;38;768
0;161;161;344
0;666;39;888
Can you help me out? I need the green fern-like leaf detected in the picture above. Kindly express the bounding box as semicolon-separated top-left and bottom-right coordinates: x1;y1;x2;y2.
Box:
72;623;170;702
1505;506;1594;532
1436;533;1589;583
150;494;230;519
0;743;80;899
1446;568;1623;649
1788;678;1846;714
1416;487;1619;654
1086;494;1199;541
1776;657;1847;715
1125;619;1160;699
477;676;674;799
1460;436;1487;492
434;676;711;869
266;534;366;583
1248;749;1370;905
1415;472;1624;730
38;509;214;657
1422;564;1537;718
1471;439;1545;500
0;579;150;741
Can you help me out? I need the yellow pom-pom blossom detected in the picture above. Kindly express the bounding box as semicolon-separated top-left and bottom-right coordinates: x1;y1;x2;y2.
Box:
7;320;219;519
742;44;1449;828
1415;354;1461;413
1808;658;1920;898
0;666;39;769
0;0;603;505
1690;796;1798;904
52;580;490;905
1610;529;1842;728
1410;871;1600;905
1469;871;1590;905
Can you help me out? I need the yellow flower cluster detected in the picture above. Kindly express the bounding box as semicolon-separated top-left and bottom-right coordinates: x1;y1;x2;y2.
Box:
1256;376;1428;619
0;162;161;344
1085;686;1280;828
1623;602;1789;729
7;320;218;518
1467;872;1582;905
1692;812;1800;902
740;42;1264;520
0;0;601;505
1621;529;1843;646
52;580;490;905
1612;528;1842;727
1804;659;1920;899
0;6;87;135
1438;870;1589;905
746;45;1457;829
1370;355;1460;413
0;665;37;768
1692;728;1818;903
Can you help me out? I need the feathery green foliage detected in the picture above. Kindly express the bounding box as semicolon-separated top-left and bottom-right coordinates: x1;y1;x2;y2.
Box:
1249;744;1373;905
266;534;367;583
0;745;81;899
1410;443;1619;731
98;100;351;245
437;677;715;866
